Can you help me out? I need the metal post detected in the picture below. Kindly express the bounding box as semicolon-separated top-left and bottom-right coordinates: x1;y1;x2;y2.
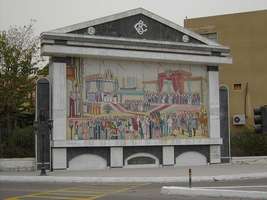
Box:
33;121;38;135
34;120;45;174
189;168;192;188
33;121;38;171
48;119;53;172
40;127;47;176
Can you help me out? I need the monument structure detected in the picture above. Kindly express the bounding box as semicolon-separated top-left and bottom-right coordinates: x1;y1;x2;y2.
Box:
40;8;232;170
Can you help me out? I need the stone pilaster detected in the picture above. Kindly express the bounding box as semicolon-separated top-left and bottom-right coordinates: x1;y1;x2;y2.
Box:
51;58;67;141
51;57;67;169
53;148;67;169
110;147;123;168
207;66;221;163
162;146;174;166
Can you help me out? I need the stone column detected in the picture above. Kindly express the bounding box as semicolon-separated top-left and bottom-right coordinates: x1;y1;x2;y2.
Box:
51;57;67;169
207;66;221;164
110;147;123;168
162;146;174;166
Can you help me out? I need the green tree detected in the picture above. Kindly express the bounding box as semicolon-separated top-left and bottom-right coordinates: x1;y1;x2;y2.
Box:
37;64;48;76
0;22;40;140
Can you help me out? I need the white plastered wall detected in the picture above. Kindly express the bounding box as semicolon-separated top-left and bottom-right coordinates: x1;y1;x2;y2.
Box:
163;146;174;166
51;61;67;169
110;147;123;168
208;67;221;163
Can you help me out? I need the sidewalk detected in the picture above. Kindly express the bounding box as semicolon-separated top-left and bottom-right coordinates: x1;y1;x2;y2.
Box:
1;163;267;183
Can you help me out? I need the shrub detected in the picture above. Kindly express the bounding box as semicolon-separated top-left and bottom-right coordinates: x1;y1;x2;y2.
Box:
231;131;267;156
0;125;35;158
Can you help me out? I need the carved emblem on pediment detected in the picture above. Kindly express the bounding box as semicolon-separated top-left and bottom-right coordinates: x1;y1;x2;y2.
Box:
88;27;96;35
134;20;148;35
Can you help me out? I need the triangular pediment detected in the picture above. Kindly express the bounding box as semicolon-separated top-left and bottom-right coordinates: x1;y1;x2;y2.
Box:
50;8;219;46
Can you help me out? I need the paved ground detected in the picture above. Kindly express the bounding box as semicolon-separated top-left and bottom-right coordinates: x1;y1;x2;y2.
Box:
1;179;267;200
1;164;267;177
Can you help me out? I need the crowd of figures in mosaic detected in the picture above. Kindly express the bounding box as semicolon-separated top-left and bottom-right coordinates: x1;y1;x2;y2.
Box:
68;110;208;140
66;59;209;140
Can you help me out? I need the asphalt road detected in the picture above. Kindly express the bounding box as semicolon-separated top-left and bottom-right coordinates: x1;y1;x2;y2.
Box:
1;179;267;200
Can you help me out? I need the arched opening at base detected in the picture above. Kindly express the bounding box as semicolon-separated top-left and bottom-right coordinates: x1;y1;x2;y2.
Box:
69;154;107;170
125;153;159;168
176;151;207;166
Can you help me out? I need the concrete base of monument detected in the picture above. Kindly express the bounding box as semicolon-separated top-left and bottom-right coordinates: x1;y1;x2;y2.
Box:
161;186;267;199
52;142;222;170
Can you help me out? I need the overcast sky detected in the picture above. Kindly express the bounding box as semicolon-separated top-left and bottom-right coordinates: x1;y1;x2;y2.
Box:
0;0;267;35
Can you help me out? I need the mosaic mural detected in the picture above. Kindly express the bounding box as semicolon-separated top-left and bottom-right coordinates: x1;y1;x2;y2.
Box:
66;58;209;140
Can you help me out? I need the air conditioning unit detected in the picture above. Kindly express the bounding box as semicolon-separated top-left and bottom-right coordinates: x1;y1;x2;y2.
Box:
233;114;246;125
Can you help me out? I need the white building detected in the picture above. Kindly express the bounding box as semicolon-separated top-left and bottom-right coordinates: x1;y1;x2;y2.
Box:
41;8;232;170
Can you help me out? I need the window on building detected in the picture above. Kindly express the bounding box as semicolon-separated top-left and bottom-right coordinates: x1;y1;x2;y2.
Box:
201;33;218;42
233;83;242;91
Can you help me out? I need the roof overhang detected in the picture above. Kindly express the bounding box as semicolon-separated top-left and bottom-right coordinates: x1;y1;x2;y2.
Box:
41;32;232;65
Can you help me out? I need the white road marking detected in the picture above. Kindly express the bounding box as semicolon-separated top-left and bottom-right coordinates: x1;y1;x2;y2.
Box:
196;185;267;189
161;186;267;199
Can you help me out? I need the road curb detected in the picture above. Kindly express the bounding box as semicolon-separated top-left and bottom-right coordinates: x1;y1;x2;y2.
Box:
161;186;267;199
0;172;267;183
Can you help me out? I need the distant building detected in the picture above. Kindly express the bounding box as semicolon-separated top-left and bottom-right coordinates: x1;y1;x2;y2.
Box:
40;8;231;170
185;10;267;134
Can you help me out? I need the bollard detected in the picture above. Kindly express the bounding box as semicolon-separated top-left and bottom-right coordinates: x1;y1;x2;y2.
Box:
189;168;192;188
